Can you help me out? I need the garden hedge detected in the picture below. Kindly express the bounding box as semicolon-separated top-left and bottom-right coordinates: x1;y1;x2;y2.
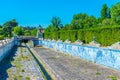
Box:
44;27;120;46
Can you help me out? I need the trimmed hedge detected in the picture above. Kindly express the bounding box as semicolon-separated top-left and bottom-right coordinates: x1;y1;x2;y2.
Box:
44;27;120;46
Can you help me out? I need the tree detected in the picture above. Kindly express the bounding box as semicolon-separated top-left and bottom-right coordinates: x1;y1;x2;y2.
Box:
71;13;97;29
45;24;58;32
102;19;111;26
84;16;97;28
61;24;72;30
101;4;111;20
31;28;37;36
51;16;63;29
24;30;31;36
14;26;24;36
45;16;63;32
0;28;3;35
3;19;18;37
111;2;120;25
71;13;87;29
0;25;2;28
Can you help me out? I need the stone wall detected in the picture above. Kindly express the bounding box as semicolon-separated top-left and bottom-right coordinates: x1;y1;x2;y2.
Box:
39;40;120;70
0;38;17;62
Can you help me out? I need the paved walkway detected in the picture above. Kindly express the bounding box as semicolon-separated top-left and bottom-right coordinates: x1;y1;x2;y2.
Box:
32;47;120;80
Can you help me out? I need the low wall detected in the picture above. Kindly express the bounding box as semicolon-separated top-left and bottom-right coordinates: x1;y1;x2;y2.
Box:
0;38;17;62
38;40;120;70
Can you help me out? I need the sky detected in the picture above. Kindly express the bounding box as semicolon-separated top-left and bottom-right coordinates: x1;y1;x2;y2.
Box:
0;0;119;27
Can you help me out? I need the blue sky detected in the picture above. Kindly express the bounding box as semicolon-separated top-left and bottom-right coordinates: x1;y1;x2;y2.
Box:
0;0;119;27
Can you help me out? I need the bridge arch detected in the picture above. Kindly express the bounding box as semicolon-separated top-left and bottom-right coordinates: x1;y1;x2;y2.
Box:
16;36;39;47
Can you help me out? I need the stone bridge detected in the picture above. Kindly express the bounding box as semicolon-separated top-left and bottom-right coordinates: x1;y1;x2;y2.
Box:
15;36;40;46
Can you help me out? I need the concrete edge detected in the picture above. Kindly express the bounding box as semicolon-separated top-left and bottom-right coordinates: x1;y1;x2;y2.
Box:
29;47;62;80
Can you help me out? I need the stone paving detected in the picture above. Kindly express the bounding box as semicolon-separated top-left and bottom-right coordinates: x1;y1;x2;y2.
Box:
33;47;120;80
0;44;43;80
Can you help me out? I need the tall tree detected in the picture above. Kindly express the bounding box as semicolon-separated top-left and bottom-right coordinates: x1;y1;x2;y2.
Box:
111;2;120;24
45;16;63;32
101;4;111;20
51;16;63;29
71;13;97;29
3;19;18;37
71;13;87;29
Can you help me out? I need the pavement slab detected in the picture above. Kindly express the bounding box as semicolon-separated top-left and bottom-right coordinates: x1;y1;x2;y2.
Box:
33;47;120;80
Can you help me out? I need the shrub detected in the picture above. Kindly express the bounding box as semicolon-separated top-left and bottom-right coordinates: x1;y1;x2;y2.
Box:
0;35;4;40
44;26;120;46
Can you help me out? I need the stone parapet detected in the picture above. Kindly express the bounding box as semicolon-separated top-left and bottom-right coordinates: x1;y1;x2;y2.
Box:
0;38;16;62
39;40;120;71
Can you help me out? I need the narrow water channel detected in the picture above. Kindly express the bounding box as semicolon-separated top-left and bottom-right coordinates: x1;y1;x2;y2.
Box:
0;43;51;80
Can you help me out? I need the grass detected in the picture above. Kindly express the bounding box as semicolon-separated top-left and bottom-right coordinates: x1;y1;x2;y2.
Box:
96;71;101;75
21;69;25;72
25;76;30;80
107;76;117;80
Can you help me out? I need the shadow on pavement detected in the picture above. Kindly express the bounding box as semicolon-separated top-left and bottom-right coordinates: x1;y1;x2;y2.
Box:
0;46;18;80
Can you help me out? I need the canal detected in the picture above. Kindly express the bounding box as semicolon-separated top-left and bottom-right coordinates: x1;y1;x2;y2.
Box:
0;42;51;80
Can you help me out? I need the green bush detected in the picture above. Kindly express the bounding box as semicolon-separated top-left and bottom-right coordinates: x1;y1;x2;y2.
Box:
44;26;120;46
0;35;4;40
44;32;50;39
59;31;70;41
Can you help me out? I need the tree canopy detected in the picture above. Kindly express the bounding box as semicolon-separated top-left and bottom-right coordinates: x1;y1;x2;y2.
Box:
3;19;18;37
45;16;63;32
101;4;111;20
0;2;120;40
44;2;120;32
111;2;120;25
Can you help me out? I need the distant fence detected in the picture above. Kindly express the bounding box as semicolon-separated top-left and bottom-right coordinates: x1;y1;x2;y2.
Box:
38;40;120;70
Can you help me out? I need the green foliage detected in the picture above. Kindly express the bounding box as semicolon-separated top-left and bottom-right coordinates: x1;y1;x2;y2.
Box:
71;13;97;29
44;16;63;33
60;31;70;41
3;19;18;37
0;35;4;40
101;4;111;20
102;18;111;26
44;26;120;46
14;26;24;36
61;24;72;30
51;16;63;29
44;2;120;46
111;2;120;25
44;32;59;40
24;30;31;36
107;76;117;80
21;26;38;36
31;28;37;36
0;28;3;35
